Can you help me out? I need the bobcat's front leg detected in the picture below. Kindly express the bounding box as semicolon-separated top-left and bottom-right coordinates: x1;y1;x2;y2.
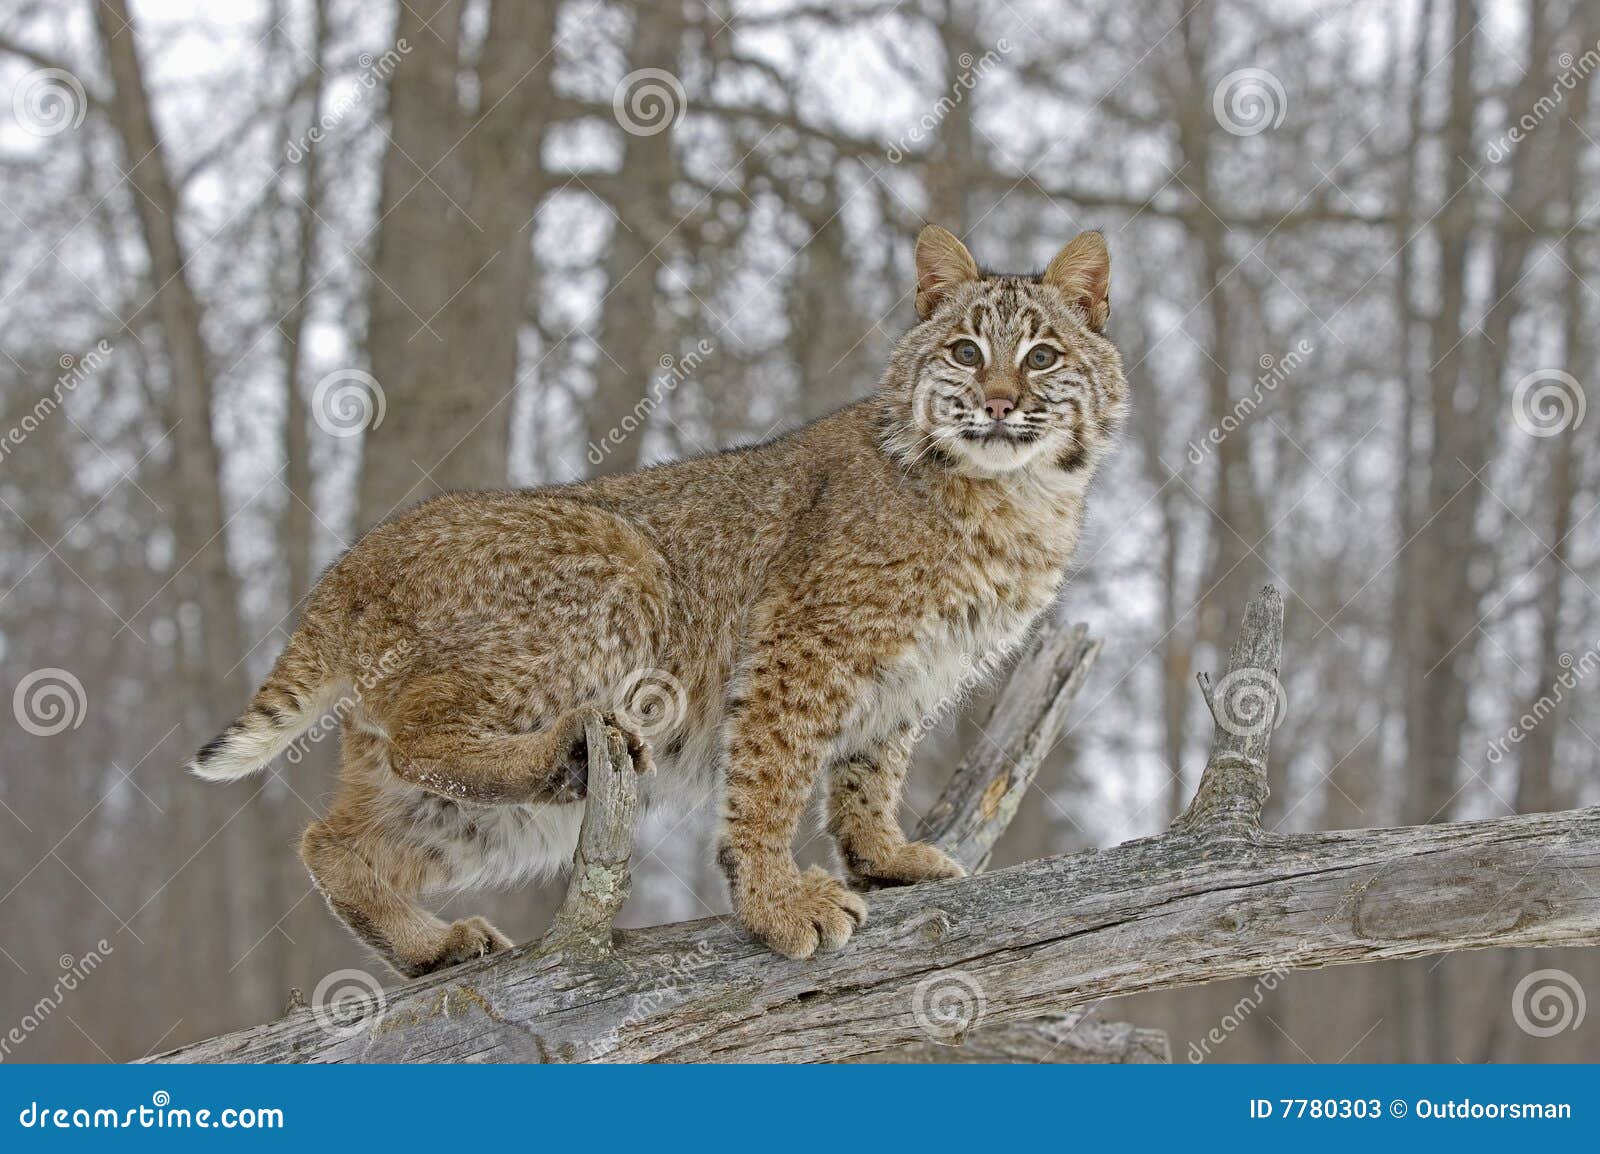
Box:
827;733;966;889
719;638;867;959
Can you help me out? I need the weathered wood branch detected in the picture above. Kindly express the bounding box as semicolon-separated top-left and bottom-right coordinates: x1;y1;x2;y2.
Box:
1176;585;1283;837
848;1010;1170;1064
924;623;1101;872
534;713;643;960
153;589;1600;1063
154;802;1600;1062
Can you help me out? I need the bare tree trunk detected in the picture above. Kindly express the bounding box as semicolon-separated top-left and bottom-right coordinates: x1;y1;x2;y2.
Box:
1398;0;1479;1064
93;0;247;699
923;1;978;231
1177;5;1263;664
275;0;330;608
585;2;685;475
94;0;267;1016
358;1;470;521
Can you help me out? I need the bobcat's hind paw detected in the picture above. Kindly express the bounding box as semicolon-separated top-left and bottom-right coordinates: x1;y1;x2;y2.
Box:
846;840;966;890
397;916;513;978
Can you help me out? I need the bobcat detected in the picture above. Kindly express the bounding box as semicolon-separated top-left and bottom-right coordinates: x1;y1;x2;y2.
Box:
190;225;1126;975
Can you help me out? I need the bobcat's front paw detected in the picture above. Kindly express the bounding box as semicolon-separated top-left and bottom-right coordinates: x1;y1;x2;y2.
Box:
735;864;867;960
845;840;966;889
551;710;655;802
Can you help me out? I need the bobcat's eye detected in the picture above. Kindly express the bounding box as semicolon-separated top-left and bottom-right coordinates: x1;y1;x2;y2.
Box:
1026;344;1059;371
950;339;982;367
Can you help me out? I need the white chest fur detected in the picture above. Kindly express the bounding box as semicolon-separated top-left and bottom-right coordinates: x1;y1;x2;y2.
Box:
839;591;1052;756
843;486;1083;754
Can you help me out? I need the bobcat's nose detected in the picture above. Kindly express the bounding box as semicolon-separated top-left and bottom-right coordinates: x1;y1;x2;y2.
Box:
984;396;1016;422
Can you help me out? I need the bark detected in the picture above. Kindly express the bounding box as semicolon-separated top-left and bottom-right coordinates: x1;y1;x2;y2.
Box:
850;1012;1170;1064
151;588;1600;1064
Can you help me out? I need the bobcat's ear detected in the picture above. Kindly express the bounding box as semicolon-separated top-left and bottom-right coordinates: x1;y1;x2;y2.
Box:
915;225;980;318
1044;230;1111;331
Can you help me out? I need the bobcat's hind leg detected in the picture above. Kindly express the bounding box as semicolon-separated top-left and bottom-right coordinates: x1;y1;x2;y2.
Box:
301;814;512;979
827;740;965;889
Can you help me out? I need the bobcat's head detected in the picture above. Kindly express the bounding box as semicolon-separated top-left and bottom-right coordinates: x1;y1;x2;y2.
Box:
880;225;1126;480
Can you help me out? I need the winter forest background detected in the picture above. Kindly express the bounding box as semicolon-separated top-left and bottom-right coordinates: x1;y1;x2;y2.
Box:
1;0;1597;1062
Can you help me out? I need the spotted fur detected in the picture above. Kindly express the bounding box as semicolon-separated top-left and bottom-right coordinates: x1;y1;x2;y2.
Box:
190;226;1125;972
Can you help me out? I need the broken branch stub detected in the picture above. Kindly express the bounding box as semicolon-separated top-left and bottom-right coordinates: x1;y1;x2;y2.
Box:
924;620;1101;871
537;712;643;959
1175;585;1285;837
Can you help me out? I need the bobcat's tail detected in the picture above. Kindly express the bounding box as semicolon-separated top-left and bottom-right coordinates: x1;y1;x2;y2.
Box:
188;632;340;782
